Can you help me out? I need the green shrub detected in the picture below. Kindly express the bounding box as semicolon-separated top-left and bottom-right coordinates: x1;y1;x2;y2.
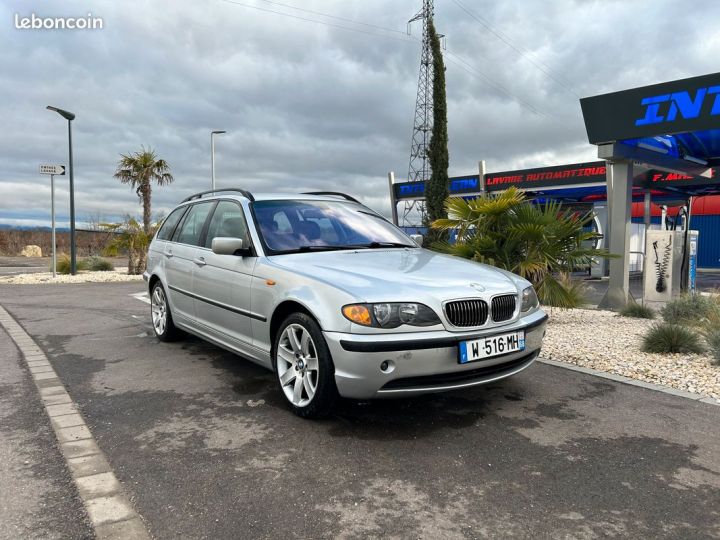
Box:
430;186;612;309
642;323;705;354
661;294;716;325
53;254;89;274
619;302;655;319
705;327;720;365
84;256;114;272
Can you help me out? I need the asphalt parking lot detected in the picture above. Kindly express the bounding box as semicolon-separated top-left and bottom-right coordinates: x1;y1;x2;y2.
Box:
1;282;720;539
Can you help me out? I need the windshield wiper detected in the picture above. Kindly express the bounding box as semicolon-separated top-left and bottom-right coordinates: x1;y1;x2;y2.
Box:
363;241;415;249
295;245;357;252
291;242;413;253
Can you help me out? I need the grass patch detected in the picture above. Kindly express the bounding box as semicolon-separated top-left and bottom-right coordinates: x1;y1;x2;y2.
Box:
705;326;720;365
642;323;705;354
661;294;718;325
53;254;89;274
619;302;655;319
85;256;114;271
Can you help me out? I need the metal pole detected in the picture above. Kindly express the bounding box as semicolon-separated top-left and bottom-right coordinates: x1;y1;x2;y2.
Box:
51;174;56;278
68;119;76;275
643;189;651;228
599;159;633;309
682;197;693;292
478;160;486;195
387;171;399;225
211;133;216;191
642;189;651;286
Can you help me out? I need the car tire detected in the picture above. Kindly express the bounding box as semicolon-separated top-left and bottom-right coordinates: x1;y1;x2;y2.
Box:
272;313;339;419
150;282;183;342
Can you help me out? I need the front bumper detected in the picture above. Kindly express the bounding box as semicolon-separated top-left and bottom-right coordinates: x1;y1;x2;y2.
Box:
324;309;547;399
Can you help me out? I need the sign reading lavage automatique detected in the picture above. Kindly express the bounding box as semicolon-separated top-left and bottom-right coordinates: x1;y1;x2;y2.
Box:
581;72;720;144
484;161;606;191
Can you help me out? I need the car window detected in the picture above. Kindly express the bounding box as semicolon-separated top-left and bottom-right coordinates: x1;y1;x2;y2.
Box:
156;206;188;241
253;200;415;253
205;201;250;249
173;202;214;246
273;211;292;233
304;215;340;243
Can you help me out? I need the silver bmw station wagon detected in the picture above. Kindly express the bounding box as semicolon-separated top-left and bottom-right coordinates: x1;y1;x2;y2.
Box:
144;189;548;418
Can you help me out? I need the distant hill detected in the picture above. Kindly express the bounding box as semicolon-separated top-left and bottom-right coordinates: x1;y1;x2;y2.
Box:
0;224;71;232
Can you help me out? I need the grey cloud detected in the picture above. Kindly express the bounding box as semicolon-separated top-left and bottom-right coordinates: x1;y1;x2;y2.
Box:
1;0;719;227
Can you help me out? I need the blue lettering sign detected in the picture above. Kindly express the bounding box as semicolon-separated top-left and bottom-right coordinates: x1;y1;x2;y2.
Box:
635;86;720;126
398;183;425;196
449;178;478;193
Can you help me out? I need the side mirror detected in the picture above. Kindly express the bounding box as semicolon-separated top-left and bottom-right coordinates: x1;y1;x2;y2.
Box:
410;234;424;247
211;237;246;255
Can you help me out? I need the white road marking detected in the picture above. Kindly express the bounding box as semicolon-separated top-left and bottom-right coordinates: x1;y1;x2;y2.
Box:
130;292;150;305
0;305;151;538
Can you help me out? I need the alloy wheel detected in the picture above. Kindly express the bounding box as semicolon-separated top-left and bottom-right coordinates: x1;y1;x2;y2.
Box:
151;286;167;336
277;323;319;407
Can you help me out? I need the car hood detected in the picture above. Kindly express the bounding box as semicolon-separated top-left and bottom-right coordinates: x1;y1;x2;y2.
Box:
268;248;521;302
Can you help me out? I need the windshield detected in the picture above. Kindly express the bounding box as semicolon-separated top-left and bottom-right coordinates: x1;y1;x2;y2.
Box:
252;199;417;254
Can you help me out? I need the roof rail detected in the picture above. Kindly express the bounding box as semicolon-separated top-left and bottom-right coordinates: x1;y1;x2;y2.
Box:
182;188;255;203
302;191;359;203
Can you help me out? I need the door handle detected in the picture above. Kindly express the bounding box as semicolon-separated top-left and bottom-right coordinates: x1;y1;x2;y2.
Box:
163;250;173;258
193;257;207;267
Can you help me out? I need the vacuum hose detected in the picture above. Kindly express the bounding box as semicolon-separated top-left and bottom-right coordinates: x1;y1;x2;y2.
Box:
652;239;672;293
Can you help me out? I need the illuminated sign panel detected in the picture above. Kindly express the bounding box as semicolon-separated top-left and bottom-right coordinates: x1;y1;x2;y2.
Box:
643;168;718;189
393;165;719;202
581;72;720;143
635;88;720;127
394;175;481;200
485;161;606;191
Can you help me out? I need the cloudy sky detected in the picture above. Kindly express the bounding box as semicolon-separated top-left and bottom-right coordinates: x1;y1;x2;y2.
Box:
1;0;719;227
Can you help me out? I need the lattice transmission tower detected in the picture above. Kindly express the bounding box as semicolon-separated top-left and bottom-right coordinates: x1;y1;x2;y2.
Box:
403;0;434;227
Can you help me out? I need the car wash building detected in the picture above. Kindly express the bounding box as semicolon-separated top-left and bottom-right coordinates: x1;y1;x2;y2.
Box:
389;72;720;308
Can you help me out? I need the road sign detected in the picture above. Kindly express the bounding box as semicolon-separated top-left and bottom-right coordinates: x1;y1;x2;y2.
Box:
40;164;66;175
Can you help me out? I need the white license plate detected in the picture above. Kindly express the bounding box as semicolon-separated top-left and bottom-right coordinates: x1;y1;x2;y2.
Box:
458;331;525;364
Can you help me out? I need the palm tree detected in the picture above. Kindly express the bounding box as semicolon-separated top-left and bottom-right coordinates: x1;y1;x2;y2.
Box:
114;147;174;233
102;216;158;275
432;187;613;308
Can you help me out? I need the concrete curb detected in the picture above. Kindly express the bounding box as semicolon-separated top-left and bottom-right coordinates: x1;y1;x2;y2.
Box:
538;357;720;406
0;305;152;539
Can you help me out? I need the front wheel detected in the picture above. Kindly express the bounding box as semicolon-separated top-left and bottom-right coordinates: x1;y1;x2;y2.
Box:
272;313;338;418
151;282;184;342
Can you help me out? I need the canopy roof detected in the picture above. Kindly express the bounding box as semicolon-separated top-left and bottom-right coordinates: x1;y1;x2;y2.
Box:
581;72;720;175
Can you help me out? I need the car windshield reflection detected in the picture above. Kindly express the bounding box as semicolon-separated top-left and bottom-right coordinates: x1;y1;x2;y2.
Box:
252;200;417;254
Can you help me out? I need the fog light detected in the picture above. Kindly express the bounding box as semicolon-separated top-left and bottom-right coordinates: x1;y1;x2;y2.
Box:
380;360;395;373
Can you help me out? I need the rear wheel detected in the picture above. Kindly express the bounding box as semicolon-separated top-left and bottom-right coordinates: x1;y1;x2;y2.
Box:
272;313;338;418
151;282;183;342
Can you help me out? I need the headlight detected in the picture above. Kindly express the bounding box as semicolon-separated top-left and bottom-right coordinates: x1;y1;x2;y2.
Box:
342;302;440;328
521;286;539;311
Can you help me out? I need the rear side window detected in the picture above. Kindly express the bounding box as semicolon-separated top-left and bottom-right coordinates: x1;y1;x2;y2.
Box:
173;202;214;246
205;201;250;248
156;206;188;241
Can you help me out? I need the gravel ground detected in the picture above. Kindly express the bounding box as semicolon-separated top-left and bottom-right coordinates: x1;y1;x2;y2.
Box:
0;269;143;285
542;307;720;403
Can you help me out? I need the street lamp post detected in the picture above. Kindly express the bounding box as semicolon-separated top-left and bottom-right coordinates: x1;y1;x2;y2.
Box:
211;130;226;191
46;106;77;275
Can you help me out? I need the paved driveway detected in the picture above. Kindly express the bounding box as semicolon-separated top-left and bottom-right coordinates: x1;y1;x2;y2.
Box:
1;282;719;539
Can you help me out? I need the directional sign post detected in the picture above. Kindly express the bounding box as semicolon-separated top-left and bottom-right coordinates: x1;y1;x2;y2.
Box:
40;164;66;278
40;164;65;176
